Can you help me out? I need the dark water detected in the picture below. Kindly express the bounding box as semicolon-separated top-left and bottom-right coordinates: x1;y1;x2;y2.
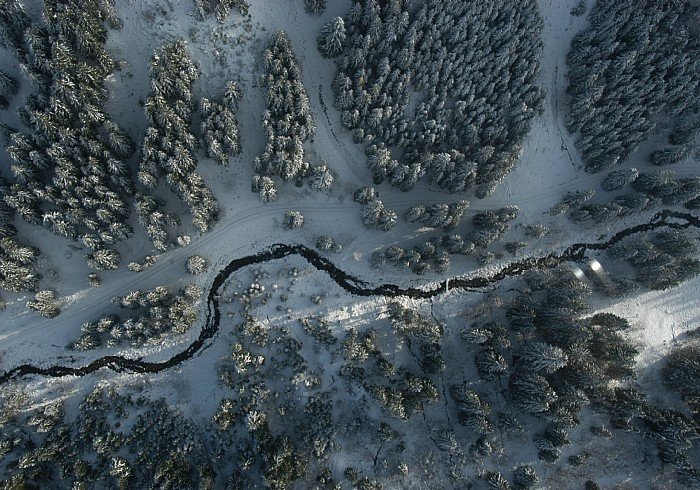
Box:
1;209;697;384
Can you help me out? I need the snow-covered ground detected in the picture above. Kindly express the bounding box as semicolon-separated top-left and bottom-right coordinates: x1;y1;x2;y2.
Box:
1;0;696;374
0;0;698;487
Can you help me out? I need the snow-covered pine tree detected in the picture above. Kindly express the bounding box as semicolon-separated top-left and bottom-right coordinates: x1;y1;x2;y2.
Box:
317;16;346;58
601;168;639;191
186;255;207;274
283;210;304;229
308;163;333;191
509;372;557;414
650;145;691;166
520;342;569;374
26;289;60;318
304;0;326;15
353;186;377;205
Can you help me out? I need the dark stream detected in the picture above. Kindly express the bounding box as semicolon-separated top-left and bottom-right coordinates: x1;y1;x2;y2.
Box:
1;209;698;384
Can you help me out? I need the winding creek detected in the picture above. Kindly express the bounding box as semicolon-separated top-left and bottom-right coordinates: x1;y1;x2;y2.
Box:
1;209;698;384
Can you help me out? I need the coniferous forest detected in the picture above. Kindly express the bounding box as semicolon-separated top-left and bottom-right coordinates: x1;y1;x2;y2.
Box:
0;0;699;489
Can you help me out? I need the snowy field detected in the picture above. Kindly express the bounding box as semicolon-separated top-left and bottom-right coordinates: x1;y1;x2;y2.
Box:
0;0;699;488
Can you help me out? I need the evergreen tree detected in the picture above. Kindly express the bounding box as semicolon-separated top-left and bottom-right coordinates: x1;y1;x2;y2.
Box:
510;372;557;414
304;0;326;15
520;342;568;374
186;255;207;275
475;348;508;380
283;210;304;229
513;465;538;489
602;168;639;191
353;186;377;205
26;289;60;318
650;145;691;166
316;235;334;251
317;17;346;58
308;163;333;191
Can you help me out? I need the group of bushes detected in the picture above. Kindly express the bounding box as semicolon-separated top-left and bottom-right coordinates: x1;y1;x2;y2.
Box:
193;0;250;22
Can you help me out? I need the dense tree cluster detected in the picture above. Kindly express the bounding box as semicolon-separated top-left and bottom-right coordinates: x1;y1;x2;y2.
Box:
0;388;214;488
140;40;219;234
193;0;250;22
254;31;317;199
469;206;519;247
330;0;544;196
0;180;40;294
566;1;700;172
1;0;135;271
631;170;700;207
70;284;202;350
405;200;468;231
609;228;700;290
0;70;18;110
353;186;397;231
568;170;700;226
134;193;180;252
663;346;700;419
494;272;647;463
200;80;242;166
